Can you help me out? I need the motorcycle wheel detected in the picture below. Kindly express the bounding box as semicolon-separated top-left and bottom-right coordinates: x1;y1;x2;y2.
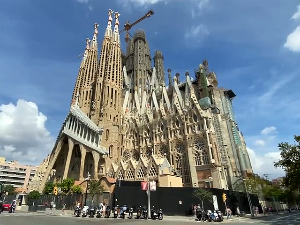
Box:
159;215;163;220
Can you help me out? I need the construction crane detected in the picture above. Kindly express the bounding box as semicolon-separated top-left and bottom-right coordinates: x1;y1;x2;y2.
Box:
120;10;154;44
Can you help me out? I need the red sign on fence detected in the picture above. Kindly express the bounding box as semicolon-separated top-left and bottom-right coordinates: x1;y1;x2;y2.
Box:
141;181;148;191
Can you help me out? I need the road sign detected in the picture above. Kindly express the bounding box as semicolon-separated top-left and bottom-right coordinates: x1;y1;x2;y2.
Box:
150;181;156;191
141;181;148;191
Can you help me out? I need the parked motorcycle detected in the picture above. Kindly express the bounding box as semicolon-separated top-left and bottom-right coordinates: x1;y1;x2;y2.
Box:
74;206;81;217
9;204;15;213
96;207;103;218
217;210;223;221
105;206;111;218
157;208;163;220
113;206;119;218
142;206;148;219
128;206;133;219
82;206;89;217
136;206;142;219
151;206;163;220
89;205;95;217
119;206;126;219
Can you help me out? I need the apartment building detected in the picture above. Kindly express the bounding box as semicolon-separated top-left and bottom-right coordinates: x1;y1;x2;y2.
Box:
0;157;38;193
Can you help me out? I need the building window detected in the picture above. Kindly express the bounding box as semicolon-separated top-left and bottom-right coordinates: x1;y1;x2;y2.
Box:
193;139;210;165
126;168;135;180
109;145;113;157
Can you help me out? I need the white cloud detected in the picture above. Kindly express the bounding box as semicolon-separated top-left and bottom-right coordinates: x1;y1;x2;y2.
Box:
123;0;168;7
0;99;54;165
254;139;265;147
247;147;284;179
291;5;300;20
88;6;93;11
192;0;210;18
185;24;209;40
284;26;300;52
77;0;89;3
261;126;277;135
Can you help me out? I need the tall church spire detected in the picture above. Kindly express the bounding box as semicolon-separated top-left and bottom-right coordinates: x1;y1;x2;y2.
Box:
91;9;115;124
113;12;120;45
94;11;123;161
91;23;99;49
70;24;99;116
105;9;113;39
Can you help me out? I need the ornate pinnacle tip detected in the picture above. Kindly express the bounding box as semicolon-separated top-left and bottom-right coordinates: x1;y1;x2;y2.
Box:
85;38;90;48
94;23;99;35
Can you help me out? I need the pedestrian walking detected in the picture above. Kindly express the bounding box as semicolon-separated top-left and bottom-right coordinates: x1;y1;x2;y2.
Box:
236;206;240;217
62;203;66;212
226;206;232;219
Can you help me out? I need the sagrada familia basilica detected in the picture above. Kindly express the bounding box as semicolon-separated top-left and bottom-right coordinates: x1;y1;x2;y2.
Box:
29;10;253;192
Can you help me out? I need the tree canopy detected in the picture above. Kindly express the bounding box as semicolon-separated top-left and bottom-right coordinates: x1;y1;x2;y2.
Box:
28;190;40;199
274;135;300;190
192;188;213;210
59;178;75;194
71;185;82;194
88;180;104;200
43;182;55;195
3;185;16;195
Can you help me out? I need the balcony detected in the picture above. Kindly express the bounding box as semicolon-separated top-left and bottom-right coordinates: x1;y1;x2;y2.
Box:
0;173;26;179
0;168;27;174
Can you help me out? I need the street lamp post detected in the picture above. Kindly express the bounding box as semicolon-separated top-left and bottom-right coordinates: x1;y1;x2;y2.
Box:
243;179;254;217
147;174;151;219
84;172;91;207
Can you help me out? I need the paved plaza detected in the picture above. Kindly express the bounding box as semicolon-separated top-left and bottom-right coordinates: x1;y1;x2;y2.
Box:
1;210;300;225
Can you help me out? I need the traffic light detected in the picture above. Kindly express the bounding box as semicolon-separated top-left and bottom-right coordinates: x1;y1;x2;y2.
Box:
53;187;58;195
222;193;227;202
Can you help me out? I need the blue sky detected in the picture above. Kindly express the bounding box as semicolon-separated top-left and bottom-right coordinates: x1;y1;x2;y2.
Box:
0;0;299;179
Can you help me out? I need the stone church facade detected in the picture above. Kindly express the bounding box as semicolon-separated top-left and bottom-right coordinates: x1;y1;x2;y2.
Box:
30;10;253;193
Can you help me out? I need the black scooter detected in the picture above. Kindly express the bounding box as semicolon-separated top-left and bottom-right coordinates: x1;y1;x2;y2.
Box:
89;206;95;218
128;207;133;219
74;206;81;217
105;206;111;218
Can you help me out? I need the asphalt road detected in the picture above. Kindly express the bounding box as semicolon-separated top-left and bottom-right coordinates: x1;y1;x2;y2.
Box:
1;211;300;225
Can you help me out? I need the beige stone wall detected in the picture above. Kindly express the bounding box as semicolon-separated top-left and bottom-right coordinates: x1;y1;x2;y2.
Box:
159;175;183;187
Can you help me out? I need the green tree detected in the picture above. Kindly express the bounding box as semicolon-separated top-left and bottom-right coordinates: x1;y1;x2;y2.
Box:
4;185;16;195
262;185;283;201
274;135;300;190
88;180;104;203
233;174;270;197
59;178;75;194
71;185;82;194
192;188;213;210
43;182;55;195
28;190;40;199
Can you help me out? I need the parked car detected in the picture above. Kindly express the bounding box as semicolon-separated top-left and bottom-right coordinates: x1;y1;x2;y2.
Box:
2;201;11;211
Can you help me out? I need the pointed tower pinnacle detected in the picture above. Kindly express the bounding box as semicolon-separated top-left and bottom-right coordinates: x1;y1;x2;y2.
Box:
105;9;113;39
80;38;91;68
113;12;120;44
91;23;99;49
